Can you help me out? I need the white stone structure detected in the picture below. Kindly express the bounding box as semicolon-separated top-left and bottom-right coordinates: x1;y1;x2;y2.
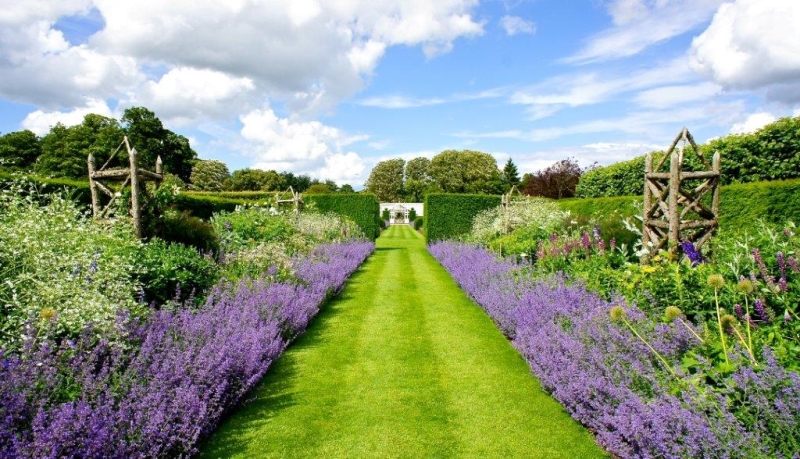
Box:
379;202;424;224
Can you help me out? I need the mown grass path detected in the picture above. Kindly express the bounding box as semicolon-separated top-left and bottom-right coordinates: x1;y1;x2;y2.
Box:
200;225;606;458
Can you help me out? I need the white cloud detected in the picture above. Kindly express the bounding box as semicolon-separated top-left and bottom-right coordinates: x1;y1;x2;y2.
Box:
634;82;721;108
509;58;697;118
89;0;483;113
690;0;800;103
0;17;142;108
21;98;113;135
454;102;744;143
128;67;256;126
564;0;725;64
319;152;366;184
500;15;536;36
358;95;446;109
730;112;777;134
241;107;369;184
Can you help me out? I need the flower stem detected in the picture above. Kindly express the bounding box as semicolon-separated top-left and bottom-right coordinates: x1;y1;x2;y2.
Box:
623;318;677;378
714;288;729;365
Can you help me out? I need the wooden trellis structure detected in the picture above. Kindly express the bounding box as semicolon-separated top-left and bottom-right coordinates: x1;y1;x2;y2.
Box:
642;127;720;261
275;186;303;212
87;136;163;239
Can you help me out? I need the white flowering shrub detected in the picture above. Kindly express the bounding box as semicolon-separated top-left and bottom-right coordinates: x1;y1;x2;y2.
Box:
0;185;143;347
466;197;569;245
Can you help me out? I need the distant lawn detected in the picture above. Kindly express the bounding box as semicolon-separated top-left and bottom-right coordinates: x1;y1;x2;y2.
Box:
200;225;606;458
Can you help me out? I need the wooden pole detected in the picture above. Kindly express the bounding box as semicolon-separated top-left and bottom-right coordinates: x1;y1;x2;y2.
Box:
87;154;100;217
642;153;652;252
155;156;163;189
712;151;721;219
129;148;143;239
668;150;681;254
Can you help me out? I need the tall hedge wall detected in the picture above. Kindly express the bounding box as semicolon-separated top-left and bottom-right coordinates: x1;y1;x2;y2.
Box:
304;193;380;240
425;193;501;242
561;178;800;233
577;116;800;198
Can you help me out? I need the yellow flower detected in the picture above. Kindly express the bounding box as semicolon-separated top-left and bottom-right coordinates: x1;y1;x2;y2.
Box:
641;265;657;274
707;274;725;289
39;307;57;321
610;306;627;322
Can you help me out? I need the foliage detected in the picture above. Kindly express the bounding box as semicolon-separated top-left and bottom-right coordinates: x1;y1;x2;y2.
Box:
0;184;143;347
304;193;380;240
430;242;799;458
405;157;431;182
154;209;220;252
408;207;417;221
190;159;230;192
224;168;284;192
304;183;332;194
365;158;405;201
466;197;568;247
35;115;125;179
414;216;424;230
522;158;589;199
424;193;501;242
0;241;373;458
429;150;503;194
382;208;390;220
0;130;40;171
577;116;800;198
121;107;197;182
202;225;603;458
134;239;219;306
502;158;521;191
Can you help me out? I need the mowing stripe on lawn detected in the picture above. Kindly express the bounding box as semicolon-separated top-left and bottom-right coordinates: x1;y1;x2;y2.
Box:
200;225;606;458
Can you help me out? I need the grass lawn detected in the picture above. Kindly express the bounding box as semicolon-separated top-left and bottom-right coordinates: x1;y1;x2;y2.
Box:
199;225;606;458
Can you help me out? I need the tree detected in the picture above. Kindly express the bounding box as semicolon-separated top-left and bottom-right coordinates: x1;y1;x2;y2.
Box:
405;157;431;182
189;160;230;191
521;158;585;199
339;184;355;193
429;150;502;194
121;107;197;182
324;179;339;193
36;115;124;178
365;159;405;201
0;130;41;171
304;183;332;194
280;172;312;192
502;158;521;191
224;168;284;191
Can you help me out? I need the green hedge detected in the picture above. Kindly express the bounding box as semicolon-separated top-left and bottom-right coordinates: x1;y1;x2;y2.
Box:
561;178;800;233
304;193;380;240
184;191;275;201
425;193;501;242
577;116;800;198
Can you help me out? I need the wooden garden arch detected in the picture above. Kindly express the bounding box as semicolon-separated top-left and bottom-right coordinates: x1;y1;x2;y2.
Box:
642;127;720;261
87;136;163;239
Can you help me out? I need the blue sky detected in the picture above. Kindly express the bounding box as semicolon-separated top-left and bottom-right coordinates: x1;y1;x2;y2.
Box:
0;0;798;187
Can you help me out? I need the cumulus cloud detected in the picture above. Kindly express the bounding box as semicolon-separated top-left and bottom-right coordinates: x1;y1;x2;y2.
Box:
730;112;777;134
21;98;113;135
690;0;800;103
241;107;369;184
500;15;536;36
89;0;483;113
0;17;142;108
127;67;256;126
565;0;725;64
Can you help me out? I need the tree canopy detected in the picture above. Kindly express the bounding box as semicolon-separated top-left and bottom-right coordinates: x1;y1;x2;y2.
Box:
429;150;502;194
189;160;230;191
365;158;405;201
0;129;41;171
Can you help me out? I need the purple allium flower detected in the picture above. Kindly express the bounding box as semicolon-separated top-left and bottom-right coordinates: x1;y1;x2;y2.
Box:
734;303;744;319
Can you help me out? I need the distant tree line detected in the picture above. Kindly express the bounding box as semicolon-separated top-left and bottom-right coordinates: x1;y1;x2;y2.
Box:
0;107;352;194
364;150;523;202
